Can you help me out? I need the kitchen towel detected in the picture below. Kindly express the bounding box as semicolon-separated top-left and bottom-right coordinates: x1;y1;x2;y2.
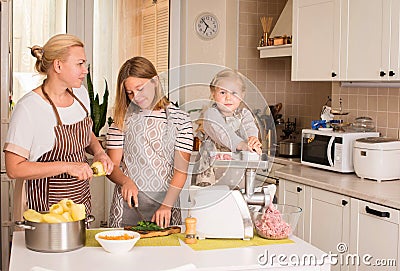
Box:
177;234;294;251
85;229;181;247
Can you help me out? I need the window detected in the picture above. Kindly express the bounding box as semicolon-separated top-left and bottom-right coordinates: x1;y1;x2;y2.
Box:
12;0;67;103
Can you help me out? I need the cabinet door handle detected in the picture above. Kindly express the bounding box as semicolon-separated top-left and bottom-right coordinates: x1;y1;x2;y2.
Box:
389;70;396;77
331;72;337;77
365;206;390;218
380;71;386;77
342;199;348;206
296;187;302;192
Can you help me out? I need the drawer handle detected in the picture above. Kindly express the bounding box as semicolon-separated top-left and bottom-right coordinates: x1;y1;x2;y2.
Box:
331;72;337;77
365;206;390;218
297;187;302;192
380;71;386;77
342;199;348;206
389;70;396;77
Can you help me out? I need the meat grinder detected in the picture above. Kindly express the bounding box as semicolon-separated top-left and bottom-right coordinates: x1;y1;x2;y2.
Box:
188;153;275;240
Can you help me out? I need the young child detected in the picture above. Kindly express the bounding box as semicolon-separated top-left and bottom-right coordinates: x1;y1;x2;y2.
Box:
193;69;262;188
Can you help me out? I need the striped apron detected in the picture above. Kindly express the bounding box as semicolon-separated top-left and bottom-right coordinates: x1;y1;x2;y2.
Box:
25;86;93;214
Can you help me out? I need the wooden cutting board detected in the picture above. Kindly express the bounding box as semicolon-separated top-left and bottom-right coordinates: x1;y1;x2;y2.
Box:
124;226;181;238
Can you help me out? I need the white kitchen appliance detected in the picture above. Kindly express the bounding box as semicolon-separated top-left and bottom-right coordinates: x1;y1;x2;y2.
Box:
301;129;379;173
353;137;400;181
189;184;276;240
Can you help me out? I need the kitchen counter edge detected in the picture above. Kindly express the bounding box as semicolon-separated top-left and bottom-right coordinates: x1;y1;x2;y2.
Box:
275;164;400;210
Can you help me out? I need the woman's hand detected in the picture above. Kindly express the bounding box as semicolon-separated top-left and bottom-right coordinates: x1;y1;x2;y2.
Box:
66;162;94;180
152;204;172;228
120;179;139;208
247;136;262;154
92;150;114;175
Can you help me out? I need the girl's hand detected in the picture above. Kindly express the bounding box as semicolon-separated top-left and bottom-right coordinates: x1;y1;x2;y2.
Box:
121;180;139;208
152;204;172;228
66;162;94;180
247;136;262;154
92;150;114;175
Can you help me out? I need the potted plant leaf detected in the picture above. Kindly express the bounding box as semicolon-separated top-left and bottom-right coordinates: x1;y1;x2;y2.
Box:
86;64;109;137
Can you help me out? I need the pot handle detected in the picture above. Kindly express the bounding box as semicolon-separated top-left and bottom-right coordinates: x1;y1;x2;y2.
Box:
85;215;95;228
15;221;36;230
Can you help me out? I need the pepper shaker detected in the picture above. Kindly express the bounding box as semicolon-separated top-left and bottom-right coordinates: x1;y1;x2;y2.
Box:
184;216;197;244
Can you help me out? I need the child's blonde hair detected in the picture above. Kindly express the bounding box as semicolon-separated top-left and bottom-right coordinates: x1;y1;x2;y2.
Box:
209;69;246;96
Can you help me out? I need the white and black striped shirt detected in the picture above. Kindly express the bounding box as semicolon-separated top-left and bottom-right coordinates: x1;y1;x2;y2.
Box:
106;105;193;153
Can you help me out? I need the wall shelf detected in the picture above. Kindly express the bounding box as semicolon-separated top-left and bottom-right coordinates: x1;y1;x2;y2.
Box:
257;44;292;58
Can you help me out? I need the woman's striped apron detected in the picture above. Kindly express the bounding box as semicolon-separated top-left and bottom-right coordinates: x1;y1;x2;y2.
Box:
25;86;93;214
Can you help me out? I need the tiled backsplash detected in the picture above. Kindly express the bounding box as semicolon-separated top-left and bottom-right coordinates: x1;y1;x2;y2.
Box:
238;0;400;138
332;83;400;138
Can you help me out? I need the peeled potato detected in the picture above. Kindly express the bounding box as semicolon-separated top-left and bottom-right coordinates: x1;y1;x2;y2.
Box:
59;199;74;212
70;203;86;221
23;209;43;223
91;161;106;176
42;213;67;223
61;211;73;222
49;203;64;215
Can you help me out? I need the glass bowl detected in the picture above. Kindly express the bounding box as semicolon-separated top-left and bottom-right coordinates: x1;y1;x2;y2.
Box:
351;117;375;132
251;204;302;240
95;230;140;254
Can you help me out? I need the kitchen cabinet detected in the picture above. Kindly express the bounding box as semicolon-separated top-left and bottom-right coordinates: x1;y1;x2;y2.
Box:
343;0;400;81
349;199;400;271
292;0;342;81
306;187;350;271
278;179;307;239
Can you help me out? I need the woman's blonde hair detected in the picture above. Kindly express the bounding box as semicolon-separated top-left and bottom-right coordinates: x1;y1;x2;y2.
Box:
30;34;84;75
113;56;170;130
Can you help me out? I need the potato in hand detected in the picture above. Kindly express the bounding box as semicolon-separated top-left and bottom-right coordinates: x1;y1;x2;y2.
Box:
91;161;106;177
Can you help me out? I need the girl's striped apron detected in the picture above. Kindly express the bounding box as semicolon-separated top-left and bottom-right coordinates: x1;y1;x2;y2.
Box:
25;86;93;214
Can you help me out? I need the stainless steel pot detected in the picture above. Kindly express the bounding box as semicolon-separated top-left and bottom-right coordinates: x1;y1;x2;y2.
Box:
279;139;300;157
15;215;95;252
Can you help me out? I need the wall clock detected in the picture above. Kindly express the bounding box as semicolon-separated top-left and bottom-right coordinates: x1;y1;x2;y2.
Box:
195;12;219;40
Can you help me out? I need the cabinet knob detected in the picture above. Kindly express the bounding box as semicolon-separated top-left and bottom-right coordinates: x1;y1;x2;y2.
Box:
296;187;302;192
380;71;386;77
342;199;348;206
331;72;337;77
389;70;396;77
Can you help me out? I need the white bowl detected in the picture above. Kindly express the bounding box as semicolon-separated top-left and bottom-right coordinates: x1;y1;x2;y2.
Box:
95;230;140;254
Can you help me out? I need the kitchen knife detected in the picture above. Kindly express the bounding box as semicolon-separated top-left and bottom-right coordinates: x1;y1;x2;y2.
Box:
131;197;146;222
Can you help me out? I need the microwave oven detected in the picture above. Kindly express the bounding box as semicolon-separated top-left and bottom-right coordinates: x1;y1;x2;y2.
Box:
301;129;379;173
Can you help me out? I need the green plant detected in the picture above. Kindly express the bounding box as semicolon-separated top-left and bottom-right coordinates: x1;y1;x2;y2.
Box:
86;65;109;137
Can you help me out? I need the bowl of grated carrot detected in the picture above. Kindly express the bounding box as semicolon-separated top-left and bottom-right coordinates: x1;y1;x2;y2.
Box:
95;230;140;254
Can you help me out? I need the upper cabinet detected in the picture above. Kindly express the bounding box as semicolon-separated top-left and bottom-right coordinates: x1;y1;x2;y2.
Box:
343;0;400;81
291;0;342;81
292;0;400;81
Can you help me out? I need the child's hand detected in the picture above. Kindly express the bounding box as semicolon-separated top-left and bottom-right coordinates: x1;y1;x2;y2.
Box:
247;136;262;155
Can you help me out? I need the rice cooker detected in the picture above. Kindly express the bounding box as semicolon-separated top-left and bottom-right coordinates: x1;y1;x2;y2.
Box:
353;137;400;182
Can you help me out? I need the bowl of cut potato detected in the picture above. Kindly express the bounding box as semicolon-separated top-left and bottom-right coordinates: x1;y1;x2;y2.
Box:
95;230;141;254
16;199;94;252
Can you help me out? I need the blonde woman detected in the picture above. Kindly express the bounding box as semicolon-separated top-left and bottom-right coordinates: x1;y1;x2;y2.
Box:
4;34;113;216
106;56;193;228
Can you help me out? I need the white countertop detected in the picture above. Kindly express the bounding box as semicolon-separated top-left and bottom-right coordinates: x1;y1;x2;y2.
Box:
10;231;331;271
275;164;400;210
